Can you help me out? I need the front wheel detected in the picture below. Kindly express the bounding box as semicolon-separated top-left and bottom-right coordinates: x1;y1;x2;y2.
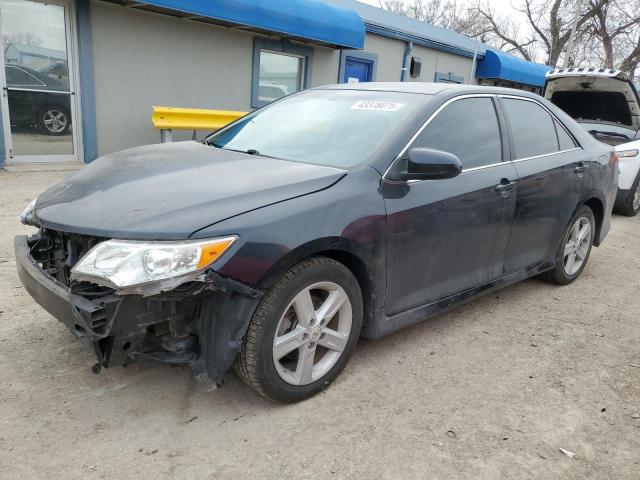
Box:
540;205;595;285
234;256;363;402
38;105;70;135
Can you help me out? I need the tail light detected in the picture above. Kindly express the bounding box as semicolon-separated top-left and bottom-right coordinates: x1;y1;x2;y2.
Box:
616;148;639;160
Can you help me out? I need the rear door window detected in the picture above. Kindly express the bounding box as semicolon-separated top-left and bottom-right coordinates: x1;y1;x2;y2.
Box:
411;97;502;170
502;98;559;159
555;120;577;150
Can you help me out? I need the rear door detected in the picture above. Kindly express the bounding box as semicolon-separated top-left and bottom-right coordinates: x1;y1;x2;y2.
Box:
383;95;519;316
499;95;586;273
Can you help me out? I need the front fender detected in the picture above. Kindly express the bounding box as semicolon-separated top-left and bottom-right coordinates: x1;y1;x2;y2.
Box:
192;166;387;311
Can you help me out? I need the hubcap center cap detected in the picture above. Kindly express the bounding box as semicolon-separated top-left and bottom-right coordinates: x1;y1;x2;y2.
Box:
310;327;321;341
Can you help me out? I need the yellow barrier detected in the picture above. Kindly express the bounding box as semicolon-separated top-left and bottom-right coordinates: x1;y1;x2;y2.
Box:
152;106;248;142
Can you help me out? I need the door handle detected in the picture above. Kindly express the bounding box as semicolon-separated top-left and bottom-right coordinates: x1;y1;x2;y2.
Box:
574;163;587;174
495;179;517;196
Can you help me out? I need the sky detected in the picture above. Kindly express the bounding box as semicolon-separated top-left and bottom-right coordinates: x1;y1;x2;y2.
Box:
1;0;68;52
358;0;522;18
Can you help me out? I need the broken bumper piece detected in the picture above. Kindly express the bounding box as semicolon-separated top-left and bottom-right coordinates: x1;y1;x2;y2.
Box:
14;234;263;386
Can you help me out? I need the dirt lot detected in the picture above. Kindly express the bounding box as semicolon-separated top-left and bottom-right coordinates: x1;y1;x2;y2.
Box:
0;169;639;480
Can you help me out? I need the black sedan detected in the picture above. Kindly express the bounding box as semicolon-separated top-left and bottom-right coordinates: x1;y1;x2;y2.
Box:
5;64;71;135
15;83;618;402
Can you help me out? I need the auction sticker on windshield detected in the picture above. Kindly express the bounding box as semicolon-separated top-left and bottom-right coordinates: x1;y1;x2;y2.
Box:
351;101;405;112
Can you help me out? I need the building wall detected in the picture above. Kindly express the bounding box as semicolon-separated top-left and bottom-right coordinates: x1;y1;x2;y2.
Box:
311;47;341;86
363;33;405;82
434;51;475;84
407;45;475;84
90;2;341;156
90;2;256;154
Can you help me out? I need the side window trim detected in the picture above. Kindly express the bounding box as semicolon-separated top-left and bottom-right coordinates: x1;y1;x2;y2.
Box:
498;94;582;162
6;65;46;87
384;93;501;180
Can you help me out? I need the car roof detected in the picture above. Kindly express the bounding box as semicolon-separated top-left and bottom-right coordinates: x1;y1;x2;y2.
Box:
317;81;543;99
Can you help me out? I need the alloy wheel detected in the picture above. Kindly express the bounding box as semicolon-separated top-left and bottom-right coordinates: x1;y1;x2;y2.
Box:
42;109;68;134
273;281;352;386
563;216;591;276
633;183;640;212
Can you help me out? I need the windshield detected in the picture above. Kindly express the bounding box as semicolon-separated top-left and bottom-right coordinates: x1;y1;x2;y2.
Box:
205;89;428;168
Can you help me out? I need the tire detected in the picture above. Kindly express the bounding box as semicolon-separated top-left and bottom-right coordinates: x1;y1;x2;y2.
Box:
540;205;595;285
614;173;640;217
234;256;363;402
38;105;70;136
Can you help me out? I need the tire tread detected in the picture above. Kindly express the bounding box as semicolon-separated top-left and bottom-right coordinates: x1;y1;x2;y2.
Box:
233;256;352;401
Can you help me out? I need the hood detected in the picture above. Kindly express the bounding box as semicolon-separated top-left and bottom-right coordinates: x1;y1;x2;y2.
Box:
543;70;640;145
35;142;346;239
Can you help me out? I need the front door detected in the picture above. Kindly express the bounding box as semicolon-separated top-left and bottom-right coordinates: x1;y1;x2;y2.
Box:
0;0;79;163
343;57;373;84
384;96;519;316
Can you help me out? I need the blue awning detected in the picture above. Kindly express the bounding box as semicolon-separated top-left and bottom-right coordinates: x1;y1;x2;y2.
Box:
126;0;365;49
475;49;551;87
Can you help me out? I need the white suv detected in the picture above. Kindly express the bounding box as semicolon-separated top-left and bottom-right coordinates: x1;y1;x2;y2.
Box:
544;68;640;215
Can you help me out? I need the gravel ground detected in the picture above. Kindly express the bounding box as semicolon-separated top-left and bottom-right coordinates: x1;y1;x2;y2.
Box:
1;169;639;480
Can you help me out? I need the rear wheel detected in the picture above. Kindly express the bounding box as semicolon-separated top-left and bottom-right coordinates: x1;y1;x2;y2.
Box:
615;173;640;217
38;105;70;135
541;205;595;285
234;256;363;402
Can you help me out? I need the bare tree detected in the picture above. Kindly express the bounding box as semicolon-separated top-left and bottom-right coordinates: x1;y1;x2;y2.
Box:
379;0;480;35
380;0;640;75
582;0;640;72
471;3;536;60
2;32;43;51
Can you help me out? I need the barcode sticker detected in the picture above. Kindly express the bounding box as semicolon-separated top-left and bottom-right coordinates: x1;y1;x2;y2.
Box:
350;101;404;112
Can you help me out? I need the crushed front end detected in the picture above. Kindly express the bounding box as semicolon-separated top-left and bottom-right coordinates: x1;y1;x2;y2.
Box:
14;228;262;387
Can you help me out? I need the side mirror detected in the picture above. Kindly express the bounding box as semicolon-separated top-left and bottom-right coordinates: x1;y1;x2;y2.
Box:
406;148;462;180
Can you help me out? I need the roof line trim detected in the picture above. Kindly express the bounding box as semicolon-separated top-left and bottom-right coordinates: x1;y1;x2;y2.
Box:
364;23;484;59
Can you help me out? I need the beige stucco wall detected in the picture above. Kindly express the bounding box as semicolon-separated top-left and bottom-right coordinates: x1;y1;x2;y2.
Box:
311;47;341;87
89;2;342;155
363;33;405;82
407;45;475;84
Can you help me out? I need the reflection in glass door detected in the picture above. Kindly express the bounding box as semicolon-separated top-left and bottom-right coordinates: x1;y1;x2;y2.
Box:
0;0;78;162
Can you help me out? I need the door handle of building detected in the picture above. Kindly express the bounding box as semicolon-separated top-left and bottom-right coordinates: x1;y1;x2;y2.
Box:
574;163;587;174
495;179;517;196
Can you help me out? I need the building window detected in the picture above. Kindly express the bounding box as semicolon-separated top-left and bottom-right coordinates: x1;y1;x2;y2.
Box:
252;39;313;108
434;71;464;84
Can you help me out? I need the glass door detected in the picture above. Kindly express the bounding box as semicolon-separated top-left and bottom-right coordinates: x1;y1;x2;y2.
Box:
0;0;79;163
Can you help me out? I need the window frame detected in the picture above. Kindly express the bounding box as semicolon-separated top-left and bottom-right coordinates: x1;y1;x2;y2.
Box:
497;94;581;162
383;93;510;181
434;72;464;84
251;38;313;109
338;50;378;83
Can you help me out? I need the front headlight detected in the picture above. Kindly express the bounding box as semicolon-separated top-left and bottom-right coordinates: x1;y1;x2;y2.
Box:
20;197;37;225
71;236;237;294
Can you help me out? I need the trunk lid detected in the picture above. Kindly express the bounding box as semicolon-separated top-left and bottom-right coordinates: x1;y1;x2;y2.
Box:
543;68;640;145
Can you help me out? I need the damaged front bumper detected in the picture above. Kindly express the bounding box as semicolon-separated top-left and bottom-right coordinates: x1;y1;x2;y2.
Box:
14;234;263;386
